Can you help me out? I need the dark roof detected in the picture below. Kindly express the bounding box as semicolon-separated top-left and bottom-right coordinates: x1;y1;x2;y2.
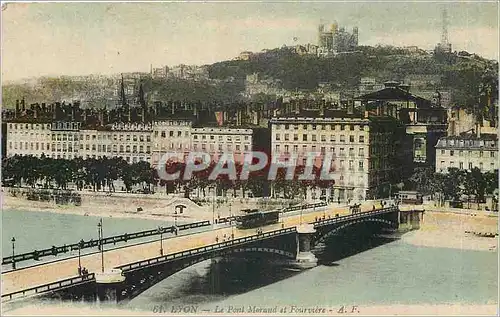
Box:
354;87;431;104
441;133;498;141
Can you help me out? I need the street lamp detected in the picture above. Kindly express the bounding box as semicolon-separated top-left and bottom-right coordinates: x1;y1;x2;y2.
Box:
97;219;104;273
11;237;16;270
158;226;164;256
78;239;84;274
229;202;234;238
212;189;216;229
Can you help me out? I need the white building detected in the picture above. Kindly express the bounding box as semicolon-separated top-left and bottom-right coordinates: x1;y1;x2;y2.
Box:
191;127;253;162
6;118;257;168
435;132;498;173
6;122;53;158
151;120;192;167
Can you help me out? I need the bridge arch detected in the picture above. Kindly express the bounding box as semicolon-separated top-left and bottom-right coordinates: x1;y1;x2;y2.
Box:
316;218;397;244
120;246;295;301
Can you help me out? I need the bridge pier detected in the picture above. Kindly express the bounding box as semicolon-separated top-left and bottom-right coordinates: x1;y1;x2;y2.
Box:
399;209;424;232
294;224;318;269
95;269;126;303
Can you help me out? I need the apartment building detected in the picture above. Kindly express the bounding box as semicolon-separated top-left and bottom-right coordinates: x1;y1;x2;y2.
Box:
191;127;253;162
435;132;498;173
6;122;53;158
270;113;410;202
151;120;192;167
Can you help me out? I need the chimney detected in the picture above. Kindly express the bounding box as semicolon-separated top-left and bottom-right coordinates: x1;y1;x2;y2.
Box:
347;100;354;115
15;100;19;118
476;122;481;138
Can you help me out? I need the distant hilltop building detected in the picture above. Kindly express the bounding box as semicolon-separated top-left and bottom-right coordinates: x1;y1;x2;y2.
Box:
150;64;209;81
317;22;359;56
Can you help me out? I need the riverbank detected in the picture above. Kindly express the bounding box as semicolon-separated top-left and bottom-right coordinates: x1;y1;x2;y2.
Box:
1;192;268;222
1;193;209;222
401;209;498;252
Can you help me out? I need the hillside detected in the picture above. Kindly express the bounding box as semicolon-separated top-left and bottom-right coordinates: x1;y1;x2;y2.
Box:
2;45;498;113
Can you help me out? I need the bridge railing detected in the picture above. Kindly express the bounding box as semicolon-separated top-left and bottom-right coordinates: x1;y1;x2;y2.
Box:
118;227;297;272
313;206;399;227
2;220;211;265
216;202;328;224
282;201;328;213
1;273;95;302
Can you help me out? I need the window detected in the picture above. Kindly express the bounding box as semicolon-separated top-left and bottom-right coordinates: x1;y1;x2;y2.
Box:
146;146;150;153
284;134;289;141
359;148;364;157
450;150;454;156
459;162;464;169
349;135;354;143
161;131;166;138
147;136;151;142
275;145;280;151
350;125;354;131
479;151;483;157
178;131;182;137
312;135;317;142
284;145;289;153
349;148;354;157
133;135;137;142
358;161;364;171
491;151;495;158
293;145;298;152
341;125;345;131
276;134;280;141
330;135;336;142
169;131;174;137
340;135;345;142
479;162;483;170
303;135;308;141
294;134;298;141
468;162;473;170
340;148;345;156
210;135;215;140
359;136;364;143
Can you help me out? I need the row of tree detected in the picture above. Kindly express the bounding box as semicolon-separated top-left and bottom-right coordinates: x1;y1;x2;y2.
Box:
409;167;498;208
1;155;337;200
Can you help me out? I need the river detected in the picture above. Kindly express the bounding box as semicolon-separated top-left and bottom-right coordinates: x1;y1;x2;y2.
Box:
1;209;497;315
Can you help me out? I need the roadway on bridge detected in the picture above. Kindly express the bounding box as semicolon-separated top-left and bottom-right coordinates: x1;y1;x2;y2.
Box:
1;202;380;296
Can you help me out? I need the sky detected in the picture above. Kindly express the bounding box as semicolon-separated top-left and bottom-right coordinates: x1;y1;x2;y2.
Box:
1;1;499;82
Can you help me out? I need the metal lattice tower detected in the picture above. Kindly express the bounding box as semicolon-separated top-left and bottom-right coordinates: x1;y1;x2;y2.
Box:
441;7;449;45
